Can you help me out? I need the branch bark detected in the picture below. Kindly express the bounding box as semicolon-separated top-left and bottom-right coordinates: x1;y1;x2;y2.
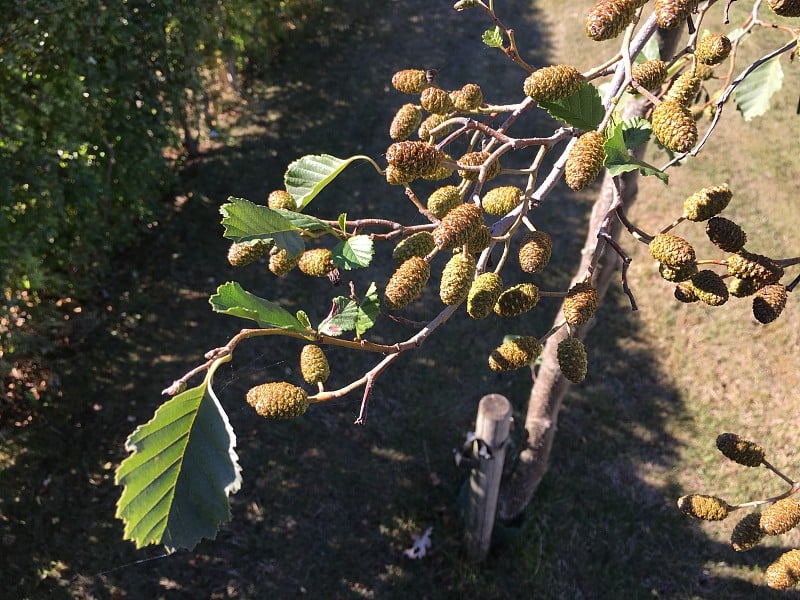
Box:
496;28;682;521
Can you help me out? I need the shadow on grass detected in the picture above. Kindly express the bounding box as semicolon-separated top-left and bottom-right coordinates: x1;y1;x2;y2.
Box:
0;1;790;598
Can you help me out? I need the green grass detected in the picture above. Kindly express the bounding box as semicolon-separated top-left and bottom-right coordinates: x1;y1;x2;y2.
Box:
2;1;799;598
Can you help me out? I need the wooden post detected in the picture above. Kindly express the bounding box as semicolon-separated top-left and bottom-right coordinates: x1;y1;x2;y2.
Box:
463;393;512;562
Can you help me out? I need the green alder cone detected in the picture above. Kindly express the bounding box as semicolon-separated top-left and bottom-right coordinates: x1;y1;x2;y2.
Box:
467;272;503;319
488;336;543;371
523;64;584;102
247;382;309;419
677;494;731;521
384;256;431;310
557;338;588;383
494;283;539;317
716;432;765;466
440;253;476;305
392;231;436;264
299;345;330;385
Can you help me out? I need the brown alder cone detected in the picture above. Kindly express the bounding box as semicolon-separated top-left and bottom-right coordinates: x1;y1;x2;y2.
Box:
432;203;484;250
383;257;431;310
655;0;699;30
391;69;430;94
518;231;553;274
523;65;584;102
753;284;788;324
631;59;668;90
766;550;800;590
563;281;599;326
389;104;422;141
585;0;639;41
651;100;698;152
767;0;800;17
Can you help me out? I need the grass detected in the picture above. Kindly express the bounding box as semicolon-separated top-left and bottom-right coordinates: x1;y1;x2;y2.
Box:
2;0;799;598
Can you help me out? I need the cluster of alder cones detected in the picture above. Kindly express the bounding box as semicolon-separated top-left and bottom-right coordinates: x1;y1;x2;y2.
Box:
644;184;791;323
678;433;800;590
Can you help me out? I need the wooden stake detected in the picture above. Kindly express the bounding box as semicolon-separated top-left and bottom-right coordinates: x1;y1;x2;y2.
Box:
463;393;512;562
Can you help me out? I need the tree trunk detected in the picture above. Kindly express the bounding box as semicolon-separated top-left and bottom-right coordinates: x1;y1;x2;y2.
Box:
497;25;681;521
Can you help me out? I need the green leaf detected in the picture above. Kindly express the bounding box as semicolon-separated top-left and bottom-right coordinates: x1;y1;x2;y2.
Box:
284;154;375;210
115;357;241;551
603;121;668;183
271;208;337;234
735;57;784;121
636;35;661;63
220;197;304;256
338;212;348;234
538;82;604;131
210;282;306;332
621;117;652;150
296;310;312;330
356;282;380;337
482;26;504;48
318;282;380;337
332;235;374;271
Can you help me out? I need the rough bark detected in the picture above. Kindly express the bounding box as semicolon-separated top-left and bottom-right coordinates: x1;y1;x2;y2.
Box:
497;25;681;521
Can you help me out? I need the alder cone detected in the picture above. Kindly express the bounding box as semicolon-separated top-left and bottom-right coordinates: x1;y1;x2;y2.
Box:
658;262;697;283
299;345;330;385
247;382;309;419
228;240;270;267
766;550;800;590
439;253;476;305
695;34;732;65
267;190;296;210
677;494;730;521
457;151;501;181
494;283;540;317
482;186;522;216
390;104;423;141
631;59;668;90
427;185;462;219
418;114;451;141
655;0;699;29
518;230;553;273
674;281;699;303
463;225;492;255
451;83;483;111
488;336;543;371
565;131;606;191
753;284;788;324
665;71;702;106
386;141;444;180
730;512;766;552
706;216;747;253
716;433;765;466
298;248;336;277
467;272;503;319
384;256;430;310
563;281;599;326
585;0;638;41
420;86;455;115
767;0;800;16
690;269;729;306
433;203;484;250
649;233;696;268
760;498;800;535
728;277;760;298
523;65;584;102
652;100;698;152
727;251;784;286
683;184;732;222
392;231;435;264
391;69;429;94
269;248;300;277
557;338;588;383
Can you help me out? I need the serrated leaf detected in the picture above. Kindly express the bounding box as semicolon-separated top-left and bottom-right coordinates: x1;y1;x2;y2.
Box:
284;154;373;210
621;117;652;150
318;296;358;337
332;235;374;271
210;282;305;332
271;208;336;234
735;57;784;121
604;121;668;183
356;282;380;337
482;26;504;48
317;283;380;337
220;197;304;256
115;357;241;551
538;82;604;130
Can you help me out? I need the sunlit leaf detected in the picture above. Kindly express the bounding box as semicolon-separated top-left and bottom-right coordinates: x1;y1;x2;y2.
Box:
482;27;504;48
735;57;784;121
538;82;604;131
284;154;375;210
220;197;304;256
356;282;380;337
271;208;336;234
115;357;241;551
332;235;374;270
604;120;668;183
318;282;380;337
210;282;306;332
296;310;312;330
